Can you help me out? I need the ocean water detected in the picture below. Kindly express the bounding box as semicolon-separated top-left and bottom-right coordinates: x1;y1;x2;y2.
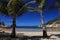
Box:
16;26;43;31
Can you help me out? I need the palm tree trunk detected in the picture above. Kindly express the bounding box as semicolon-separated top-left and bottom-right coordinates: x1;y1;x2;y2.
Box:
11;13;16;38
40;10;47;38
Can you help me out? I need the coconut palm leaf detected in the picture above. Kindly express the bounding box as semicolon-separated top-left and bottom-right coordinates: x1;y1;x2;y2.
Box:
0;0;8;14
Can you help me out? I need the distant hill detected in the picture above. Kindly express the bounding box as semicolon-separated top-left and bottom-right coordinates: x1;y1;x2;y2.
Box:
46;17;60;25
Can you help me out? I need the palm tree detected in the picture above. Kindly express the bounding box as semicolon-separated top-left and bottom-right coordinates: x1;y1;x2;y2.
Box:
36;0;48;38
0;0;36;38
7;0;25;37
28;0;48;38
7;0;36;38
0;0;26;37
36;0;60;38
0;0;25;37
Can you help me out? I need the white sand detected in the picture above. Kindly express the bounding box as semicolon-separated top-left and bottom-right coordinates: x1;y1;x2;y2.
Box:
1;29;60;36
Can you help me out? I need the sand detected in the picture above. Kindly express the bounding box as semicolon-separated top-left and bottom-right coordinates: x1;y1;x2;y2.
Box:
1;29;60;36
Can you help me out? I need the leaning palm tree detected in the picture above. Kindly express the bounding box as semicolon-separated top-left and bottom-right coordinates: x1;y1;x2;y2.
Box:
36;0;48;38
38;0;60;37
28;0;48;38
22;0;60;38
36;0;60;38
0;0;36;37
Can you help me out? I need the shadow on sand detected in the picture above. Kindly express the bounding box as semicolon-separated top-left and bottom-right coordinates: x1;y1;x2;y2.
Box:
0;31;60;40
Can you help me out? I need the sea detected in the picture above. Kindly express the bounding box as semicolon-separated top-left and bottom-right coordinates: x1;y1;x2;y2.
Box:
15;26;43;32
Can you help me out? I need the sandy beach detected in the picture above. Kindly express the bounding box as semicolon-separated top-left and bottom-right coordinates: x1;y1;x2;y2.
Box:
0;28;60;40
1;28;60;36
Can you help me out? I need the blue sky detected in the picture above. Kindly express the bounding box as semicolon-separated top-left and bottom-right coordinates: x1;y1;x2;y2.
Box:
0;0;59;26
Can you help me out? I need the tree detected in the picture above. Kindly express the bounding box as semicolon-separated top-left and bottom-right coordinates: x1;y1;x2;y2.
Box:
0;0;36;38
26;0;48;38
36;0;48;38
30;0;60;37
0;0;26;38
0;0;25;37
35;0;60;38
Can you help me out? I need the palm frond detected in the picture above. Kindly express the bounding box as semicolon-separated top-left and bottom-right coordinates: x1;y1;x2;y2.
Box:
0;0;26;17
0;1;8;14
0;0;37;17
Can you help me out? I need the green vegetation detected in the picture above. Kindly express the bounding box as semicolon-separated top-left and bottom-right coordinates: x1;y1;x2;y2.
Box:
0;1;8;14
